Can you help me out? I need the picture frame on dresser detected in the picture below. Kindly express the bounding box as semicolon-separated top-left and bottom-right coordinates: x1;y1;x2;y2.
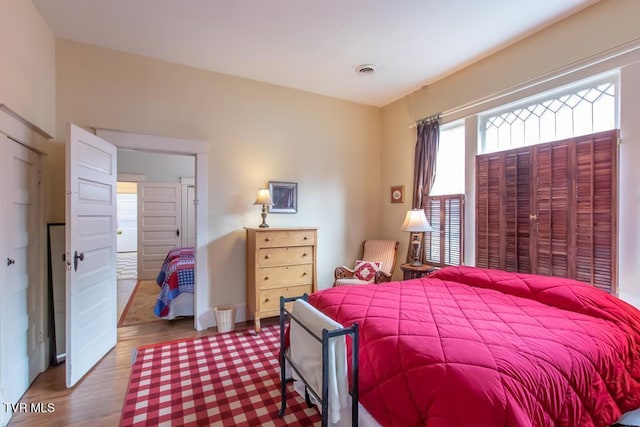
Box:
268;181;297;213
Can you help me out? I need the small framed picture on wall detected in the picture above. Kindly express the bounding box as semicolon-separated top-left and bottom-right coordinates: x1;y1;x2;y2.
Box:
390;185;404;203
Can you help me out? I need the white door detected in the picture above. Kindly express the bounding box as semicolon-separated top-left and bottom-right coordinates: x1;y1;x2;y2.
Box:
65;124;117;387
137;183;182;280
0;137;42;423
116;191;138;252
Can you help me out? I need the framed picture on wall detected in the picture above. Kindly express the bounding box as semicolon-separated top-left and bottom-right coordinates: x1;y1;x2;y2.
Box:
269;181;297;213
390;185;404;203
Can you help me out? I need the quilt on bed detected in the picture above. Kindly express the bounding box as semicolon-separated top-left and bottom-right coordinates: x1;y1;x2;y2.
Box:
154;247;195;317
307;266;640;427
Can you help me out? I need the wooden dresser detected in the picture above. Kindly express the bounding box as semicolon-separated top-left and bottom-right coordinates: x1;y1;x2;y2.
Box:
246;227;317;332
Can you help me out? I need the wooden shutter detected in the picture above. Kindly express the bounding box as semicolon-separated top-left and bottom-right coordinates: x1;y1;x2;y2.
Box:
424;195;464;267
504;149;532;273
424;198;441;264
475;129;618;294
574;131;617;293
533;142;571;278
475;154;502;270
443;197;463;265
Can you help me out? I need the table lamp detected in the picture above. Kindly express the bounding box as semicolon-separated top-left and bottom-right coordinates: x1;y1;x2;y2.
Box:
400;209;433;266
254;188;273;228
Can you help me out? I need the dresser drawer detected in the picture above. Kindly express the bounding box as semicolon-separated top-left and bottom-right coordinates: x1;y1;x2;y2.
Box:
257;246;313;267
256;230;316;248
258;264;313;289
259;285;312;312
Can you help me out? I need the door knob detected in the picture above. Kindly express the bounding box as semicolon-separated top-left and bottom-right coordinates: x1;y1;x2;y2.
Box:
6;258;15;266
73;251;85;272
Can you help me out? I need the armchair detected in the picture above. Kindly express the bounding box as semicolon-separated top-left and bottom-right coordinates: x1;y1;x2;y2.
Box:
334;240;399;286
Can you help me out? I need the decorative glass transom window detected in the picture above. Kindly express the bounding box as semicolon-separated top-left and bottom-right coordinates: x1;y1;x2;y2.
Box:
479;74;617;154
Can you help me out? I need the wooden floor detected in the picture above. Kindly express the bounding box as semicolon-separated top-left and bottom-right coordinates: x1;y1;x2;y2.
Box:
7;318;232;426
117;278;138;321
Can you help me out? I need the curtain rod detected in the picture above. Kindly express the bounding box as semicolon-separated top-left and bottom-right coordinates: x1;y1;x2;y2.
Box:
410;113;441;128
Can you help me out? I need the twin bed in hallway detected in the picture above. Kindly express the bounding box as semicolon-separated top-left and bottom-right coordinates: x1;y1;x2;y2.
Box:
281;266;640;427
154;247;195;320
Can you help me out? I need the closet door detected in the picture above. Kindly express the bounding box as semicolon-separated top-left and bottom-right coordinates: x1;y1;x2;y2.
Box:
1;136;41;412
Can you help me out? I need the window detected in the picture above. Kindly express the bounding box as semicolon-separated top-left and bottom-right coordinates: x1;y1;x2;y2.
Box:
479;75;617;154
429;123;465;196
423;123;465;267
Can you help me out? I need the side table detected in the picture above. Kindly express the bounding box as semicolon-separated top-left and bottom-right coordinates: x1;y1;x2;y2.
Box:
400;263;438;280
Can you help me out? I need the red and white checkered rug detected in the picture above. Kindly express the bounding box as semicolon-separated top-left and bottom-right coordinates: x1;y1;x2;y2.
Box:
120;325;321;426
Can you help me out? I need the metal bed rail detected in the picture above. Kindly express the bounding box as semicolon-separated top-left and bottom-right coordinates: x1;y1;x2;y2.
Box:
278;295;359;427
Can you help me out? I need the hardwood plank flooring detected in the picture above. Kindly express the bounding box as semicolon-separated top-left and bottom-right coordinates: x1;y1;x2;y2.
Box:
7;317;267;426
117;278;138;321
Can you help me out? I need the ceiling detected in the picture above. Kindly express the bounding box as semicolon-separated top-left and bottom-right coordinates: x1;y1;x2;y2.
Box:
32;0;596;107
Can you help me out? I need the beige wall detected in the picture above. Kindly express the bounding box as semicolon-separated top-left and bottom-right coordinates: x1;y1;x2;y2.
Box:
0;0;55;136
52;39;382;319
380;0;640;304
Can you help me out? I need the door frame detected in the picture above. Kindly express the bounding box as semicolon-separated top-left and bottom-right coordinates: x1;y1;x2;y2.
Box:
95;128;210;331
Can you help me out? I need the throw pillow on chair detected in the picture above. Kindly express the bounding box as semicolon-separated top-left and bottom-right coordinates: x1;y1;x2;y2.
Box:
353;260;382;283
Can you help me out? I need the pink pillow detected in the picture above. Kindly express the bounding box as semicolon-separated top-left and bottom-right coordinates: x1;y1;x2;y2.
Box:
353;260;382;282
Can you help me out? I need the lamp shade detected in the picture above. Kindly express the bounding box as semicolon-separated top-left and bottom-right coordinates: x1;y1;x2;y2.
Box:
400;209;433;232
254;188;273;205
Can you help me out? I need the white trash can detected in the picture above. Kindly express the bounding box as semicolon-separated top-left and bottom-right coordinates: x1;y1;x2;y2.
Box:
214;305;237;333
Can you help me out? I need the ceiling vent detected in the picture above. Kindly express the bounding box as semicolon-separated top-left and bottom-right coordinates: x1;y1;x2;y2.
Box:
355;64;376;75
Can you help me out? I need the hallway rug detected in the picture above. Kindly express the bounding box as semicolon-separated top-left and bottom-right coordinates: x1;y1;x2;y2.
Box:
118;280;161;327
120;325;321;426
117;251;138;280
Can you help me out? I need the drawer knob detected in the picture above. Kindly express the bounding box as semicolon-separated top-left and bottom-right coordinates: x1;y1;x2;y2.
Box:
265;237;271;242
264;297;270;303
302;253;307;257
264;276;269;280
264;255;270;259
302;272;307;276
303;236;309;240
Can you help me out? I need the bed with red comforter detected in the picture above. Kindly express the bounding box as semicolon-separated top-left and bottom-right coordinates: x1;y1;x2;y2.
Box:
306;266;640;427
